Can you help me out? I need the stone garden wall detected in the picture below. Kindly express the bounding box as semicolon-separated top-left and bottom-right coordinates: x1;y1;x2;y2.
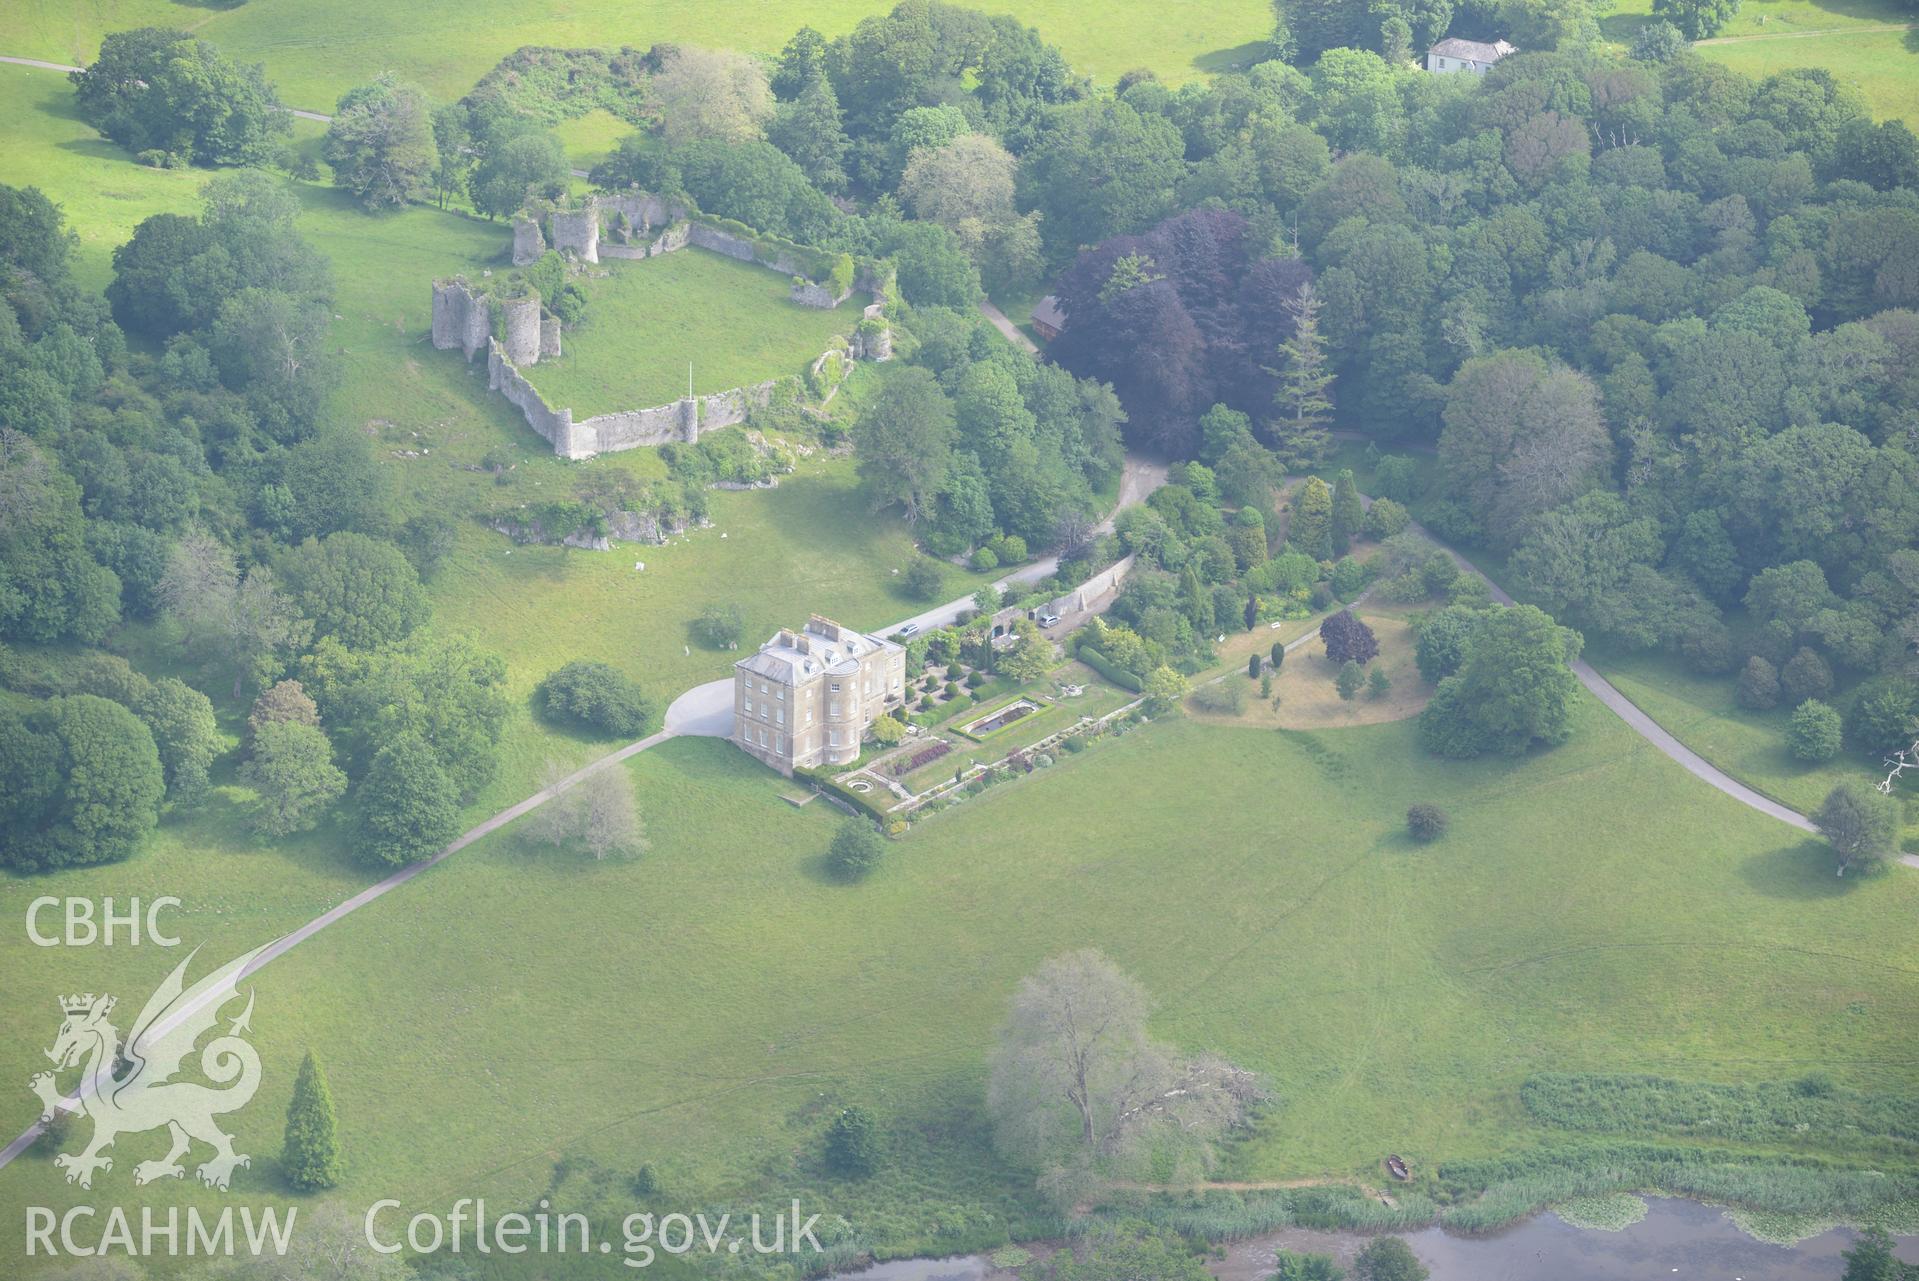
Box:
430;190;896;460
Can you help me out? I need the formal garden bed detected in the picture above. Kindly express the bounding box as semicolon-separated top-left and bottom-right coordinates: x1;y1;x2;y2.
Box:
888;664;1137;797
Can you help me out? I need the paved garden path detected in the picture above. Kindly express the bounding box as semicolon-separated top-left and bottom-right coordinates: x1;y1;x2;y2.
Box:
978;300;1040;354
1695;22;1914;44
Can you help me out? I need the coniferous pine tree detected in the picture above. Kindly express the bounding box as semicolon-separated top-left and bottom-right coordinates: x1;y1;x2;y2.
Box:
1330;469;1364;555
1270;283;1335;469
283;1049;343;1191
1290;476;1335;560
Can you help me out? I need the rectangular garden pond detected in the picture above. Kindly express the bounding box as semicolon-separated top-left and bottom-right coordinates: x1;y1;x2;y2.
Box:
961;699;1041;737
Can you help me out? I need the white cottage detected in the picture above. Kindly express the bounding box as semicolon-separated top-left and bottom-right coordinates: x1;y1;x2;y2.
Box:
1426;37;1516;74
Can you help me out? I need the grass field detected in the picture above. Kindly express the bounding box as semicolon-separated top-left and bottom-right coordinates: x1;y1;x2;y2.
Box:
6;686;1917;1268
523;250;858;416
1600;0;1918;123
1700;28;1919;125
7;0;1271;111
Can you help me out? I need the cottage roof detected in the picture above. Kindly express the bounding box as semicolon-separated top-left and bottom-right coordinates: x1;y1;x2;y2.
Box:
1428;37;1516;62
1031;295;1067;331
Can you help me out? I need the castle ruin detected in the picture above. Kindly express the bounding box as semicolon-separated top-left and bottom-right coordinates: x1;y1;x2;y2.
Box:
431;190;893;461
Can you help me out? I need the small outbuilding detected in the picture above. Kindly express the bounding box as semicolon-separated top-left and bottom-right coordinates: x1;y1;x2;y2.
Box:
1030;295;1067;342
1425;37;1516;74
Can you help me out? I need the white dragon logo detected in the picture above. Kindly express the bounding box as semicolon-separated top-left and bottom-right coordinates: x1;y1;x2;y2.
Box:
29;944;269;1191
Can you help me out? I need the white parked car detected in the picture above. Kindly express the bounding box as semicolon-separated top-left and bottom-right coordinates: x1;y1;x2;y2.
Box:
897;622;921;637
1038;613;1062;628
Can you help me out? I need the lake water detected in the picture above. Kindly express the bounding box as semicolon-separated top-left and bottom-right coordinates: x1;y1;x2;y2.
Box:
831;1198;1919;1281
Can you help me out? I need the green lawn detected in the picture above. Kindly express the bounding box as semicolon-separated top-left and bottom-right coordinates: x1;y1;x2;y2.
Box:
6;690;1917;1268
1599;0;1918;124
1604;0;1910;42
522;249;859;417
7;0;1270;110
1700;29;1919;125
550;107;635;174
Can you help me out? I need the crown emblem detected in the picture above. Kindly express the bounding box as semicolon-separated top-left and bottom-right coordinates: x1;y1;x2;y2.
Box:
61;993;112;1016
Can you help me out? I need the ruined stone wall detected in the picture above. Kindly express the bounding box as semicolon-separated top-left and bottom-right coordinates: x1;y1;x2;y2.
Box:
488;340;584;457
698;382;776;432
598;191;672;233
682;222;816;278
431;280;491;361
576;399;696;452
512;219;546;266
789;281;844;309
549;207;600;263
437;193;899;459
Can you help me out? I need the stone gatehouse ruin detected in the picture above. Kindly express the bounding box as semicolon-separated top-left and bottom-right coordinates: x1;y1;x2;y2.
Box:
431;191;894;461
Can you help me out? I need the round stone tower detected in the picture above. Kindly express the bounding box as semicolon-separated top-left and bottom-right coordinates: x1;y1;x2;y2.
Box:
500;296;542;367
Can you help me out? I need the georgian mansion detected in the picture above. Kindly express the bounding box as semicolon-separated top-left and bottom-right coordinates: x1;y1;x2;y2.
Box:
732;616;908;775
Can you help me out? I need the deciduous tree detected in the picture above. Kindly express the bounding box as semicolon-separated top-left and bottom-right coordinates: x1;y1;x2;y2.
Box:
1439;351;1611;551
523;761;647;861
1787;699;1842;762
536;661;656;738
856;366;956;522
469;131;568;219
1814;781;1900;875
986;951;1258;1198
323;77;438;210
1418;605;1582;758
650;47;774;146
828;820;885;881
351;732;459;868
1000;618;1056;684
0;696;163;872
1320;609;1379;664
1650;0;1742;37
241;720;347;837
71;29;288;166
825;1107;878;1177
1354;1236;1429;1281
157;528;238;654
281;532;428;651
